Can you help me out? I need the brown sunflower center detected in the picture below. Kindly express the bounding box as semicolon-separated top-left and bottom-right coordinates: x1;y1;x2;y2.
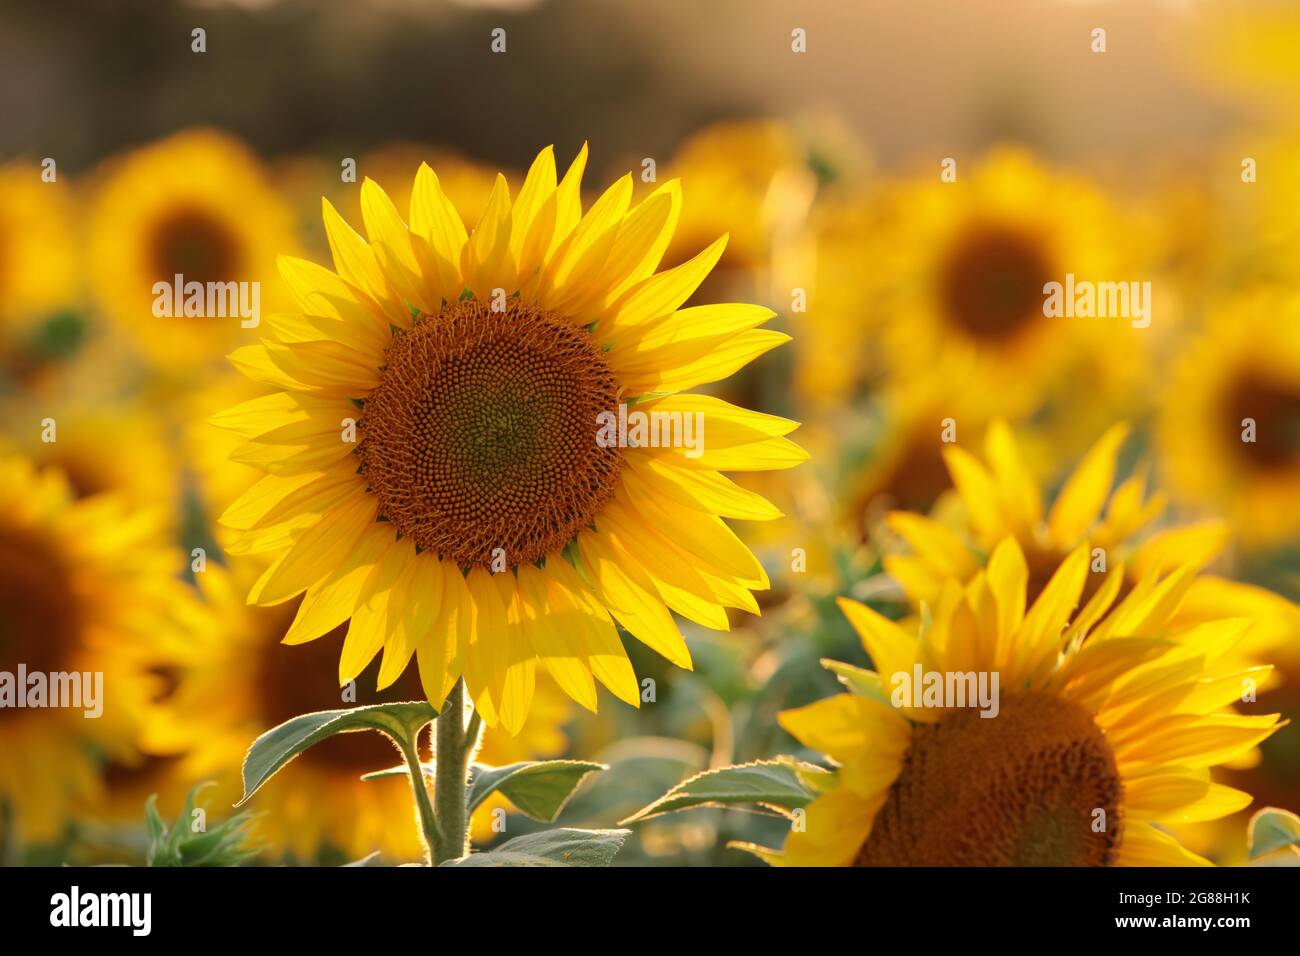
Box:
1224;375;1300;472
863;434;952;522
357;299;623;571
255;603;427;773
0;525;80;720
150;207;238;286
856;693;1123;866
938;224;1053;343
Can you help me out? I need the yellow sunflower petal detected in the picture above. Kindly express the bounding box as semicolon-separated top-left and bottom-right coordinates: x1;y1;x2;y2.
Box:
778;693;908;763
462;174;517;300
836;596;918;679
576;529;691;669
1114;823;1212;866
1046;422;1129;547
409;162;468;302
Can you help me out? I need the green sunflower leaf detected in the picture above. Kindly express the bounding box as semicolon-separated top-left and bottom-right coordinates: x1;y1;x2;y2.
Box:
1248;807;1300;861
619;756;830;825
238;700;438;806
361;758;607;822
440;828;630;867
145;783;262;867
467;760;607;821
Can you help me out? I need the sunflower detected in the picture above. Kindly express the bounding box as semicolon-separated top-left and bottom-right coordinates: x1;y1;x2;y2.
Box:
146;560;571;861
840;369;996;535
1159;290;1300;551
355;146;511;237
659;121;815;284
800;147;1147;424
273;146;513;268
86;129;299;376
0;162;81;381
210;144;804;735
881;419;1179;604
0;456;182;846
881;418;1300;674
0;391;177;515
753;539;1283;866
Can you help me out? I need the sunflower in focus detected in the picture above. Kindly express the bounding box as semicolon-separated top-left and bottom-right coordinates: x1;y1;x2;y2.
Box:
146;561;571;861
356;145;511;235
754;540;1282;866
211;145;804;734
86;129;298;376
1159;291;1300;552
0;162;80;381
0;456;182;845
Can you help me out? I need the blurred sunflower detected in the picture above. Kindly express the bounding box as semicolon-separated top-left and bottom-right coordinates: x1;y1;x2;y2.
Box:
0;393;177;513
86;129;298;377
1159;291;1300;552
146;561;570;861
659;121;815;292
882;419;1176;607
211;144;805;734
791;196;885;409
840;369;995;535
881;419;1299;671
0;456;181;845
754;540;1282;866
800;147;1145;433
0;162;81;381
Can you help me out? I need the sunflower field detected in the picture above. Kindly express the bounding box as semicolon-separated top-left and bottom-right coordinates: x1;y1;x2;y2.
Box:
2;0;1300;890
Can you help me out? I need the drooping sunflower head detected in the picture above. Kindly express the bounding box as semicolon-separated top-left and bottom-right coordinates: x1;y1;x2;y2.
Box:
212;145;805;734
0;456;184;843
757;538;1281;867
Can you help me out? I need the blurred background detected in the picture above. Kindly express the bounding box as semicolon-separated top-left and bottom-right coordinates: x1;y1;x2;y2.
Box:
2;0;1299;866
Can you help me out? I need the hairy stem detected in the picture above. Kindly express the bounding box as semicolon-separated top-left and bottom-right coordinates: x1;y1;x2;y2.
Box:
398;733;438;865
433;679;474;865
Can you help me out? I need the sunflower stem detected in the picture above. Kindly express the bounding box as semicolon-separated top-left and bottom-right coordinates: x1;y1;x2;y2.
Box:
398;733;439;865
432;679;474;865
